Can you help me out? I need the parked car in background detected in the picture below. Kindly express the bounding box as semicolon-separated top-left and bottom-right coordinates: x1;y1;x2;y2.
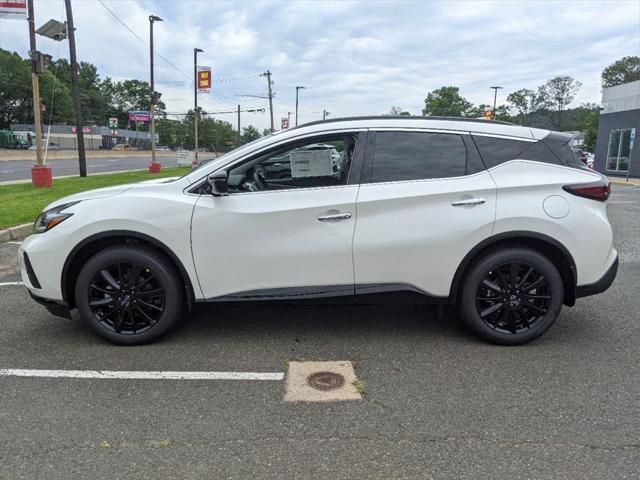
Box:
113;144;133;151
21;116;617;346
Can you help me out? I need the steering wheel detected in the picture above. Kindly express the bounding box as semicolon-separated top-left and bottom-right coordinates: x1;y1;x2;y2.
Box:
253;170;268;191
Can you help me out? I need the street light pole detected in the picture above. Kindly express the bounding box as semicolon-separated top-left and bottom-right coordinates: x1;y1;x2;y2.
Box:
295;86;305;126
193;47;203;164
490;86;503;121
149;14;162;172
323;109;330;121
64;0;86;177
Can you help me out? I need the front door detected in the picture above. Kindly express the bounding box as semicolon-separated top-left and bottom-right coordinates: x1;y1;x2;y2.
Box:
191;132;366;300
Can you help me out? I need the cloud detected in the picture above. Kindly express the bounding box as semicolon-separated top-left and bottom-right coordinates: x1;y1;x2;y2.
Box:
0;0;637;129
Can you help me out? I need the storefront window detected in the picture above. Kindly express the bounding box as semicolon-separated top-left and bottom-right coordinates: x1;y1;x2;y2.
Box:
606;128;634;172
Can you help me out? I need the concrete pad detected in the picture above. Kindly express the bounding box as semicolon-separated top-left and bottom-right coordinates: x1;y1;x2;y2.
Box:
284;361;362;403
9;224;32;240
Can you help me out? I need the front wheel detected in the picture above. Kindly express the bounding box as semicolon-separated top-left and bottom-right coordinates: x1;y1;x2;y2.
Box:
458;247;563;345
75;246;184;345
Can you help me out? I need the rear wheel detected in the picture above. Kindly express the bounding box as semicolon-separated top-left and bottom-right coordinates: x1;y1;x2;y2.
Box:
75;246;184;345
459;247;563;345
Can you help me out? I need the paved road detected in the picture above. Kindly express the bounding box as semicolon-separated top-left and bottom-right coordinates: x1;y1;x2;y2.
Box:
0;155;181;182
0;186;638;479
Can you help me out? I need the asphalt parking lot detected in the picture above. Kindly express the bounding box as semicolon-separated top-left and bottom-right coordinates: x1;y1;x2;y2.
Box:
0;185;638;479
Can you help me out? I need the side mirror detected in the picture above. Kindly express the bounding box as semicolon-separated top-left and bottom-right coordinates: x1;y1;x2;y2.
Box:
208;170;229;196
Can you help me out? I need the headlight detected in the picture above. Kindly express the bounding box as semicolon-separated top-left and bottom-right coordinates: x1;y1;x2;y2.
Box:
33;201;80;234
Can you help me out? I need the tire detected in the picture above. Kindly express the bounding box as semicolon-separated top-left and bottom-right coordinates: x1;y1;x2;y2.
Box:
458;247;563;345
75;246;184;345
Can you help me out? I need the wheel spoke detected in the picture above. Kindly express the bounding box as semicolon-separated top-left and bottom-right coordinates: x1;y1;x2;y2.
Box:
127;264;144;288
137;288;163;298
524;294;551;300
113;308;125;333
524;300;547;314
509;263;519;289
517;267;534;289
524;276;546;292
482;279;503;293
90;284;114;295
138;298;163;312
89;297;115;307
134;305;156;325
480;302;504;318
100;304;121;322
100;269;120;290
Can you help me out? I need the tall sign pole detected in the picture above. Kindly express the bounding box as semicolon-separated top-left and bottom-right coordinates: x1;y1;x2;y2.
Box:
148;14;162;172
263;70;274;132
237;104;241;145
295;86;305;127
64;0;86;177
194;48;203;163
27;0;44;168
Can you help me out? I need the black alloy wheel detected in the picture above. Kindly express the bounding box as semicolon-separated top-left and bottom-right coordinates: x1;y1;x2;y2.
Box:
459;247;563;345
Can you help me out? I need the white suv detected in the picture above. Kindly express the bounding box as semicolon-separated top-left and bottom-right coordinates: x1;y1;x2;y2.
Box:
20;117;618;345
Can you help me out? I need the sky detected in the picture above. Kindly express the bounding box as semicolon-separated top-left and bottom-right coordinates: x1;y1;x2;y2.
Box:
0;0;638;131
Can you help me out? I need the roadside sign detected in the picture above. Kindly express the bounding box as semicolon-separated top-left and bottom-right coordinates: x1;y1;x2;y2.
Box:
281;118;289;129
71;126;92;134
483;106;494;121
108;117;118;128
0;0;27;19
128;111;150;123
177;149;195;166
197;66;212;93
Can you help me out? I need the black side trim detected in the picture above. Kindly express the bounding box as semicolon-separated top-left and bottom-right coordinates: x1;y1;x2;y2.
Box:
61;230;196;309
29;292;71;319
449;231;578;306
206;284;355;302
23;252;41;289
204;283;448;305
576;256;618;298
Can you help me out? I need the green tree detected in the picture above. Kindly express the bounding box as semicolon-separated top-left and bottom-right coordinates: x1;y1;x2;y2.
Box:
567;103;600;152
539;76;582;130
39;70;74;124
422;86;473;117
506;88;549;125
602;56;640;88
0;49;31;128
240;125;261;144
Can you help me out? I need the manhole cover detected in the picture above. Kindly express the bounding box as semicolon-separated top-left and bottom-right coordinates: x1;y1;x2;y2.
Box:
307;371;345;391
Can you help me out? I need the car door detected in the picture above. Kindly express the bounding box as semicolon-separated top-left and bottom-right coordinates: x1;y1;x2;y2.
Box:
191;131;366;300
353;129;496;298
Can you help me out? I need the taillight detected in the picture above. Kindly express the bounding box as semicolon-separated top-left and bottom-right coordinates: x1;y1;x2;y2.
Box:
562;179;610;202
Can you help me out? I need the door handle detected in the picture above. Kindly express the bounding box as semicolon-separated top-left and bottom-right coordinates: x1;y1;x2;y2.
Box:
317;212;352;222
450;198;485;207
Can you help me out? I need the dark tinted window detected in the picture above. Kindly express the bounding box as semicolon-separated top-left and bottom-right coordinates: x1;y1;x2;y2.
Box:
372;132;467;182
472;135;530;168
543;133;587;169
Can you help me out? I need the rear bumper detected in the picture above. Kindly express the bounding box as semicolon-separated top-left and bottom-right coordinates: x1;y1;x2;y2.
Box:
576;256;618;299
29;291;71;319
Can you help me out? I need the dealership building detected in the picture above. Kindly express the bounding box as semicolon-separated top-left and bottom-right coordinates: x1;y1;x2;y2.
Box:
594;80;640;178
10;124;156;150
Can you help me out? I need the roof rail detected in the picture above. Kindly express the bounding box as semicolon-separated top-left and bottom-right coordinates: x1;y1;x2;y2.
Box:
294;115;518;129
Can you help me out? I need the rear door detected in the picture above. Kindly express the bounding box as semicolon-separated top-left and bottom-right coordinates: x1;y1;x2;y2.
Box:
353;129;496;298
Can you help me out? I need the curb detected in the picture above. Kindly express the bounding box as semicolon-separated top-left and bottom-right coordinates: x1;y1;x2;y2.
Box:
0;223;32;243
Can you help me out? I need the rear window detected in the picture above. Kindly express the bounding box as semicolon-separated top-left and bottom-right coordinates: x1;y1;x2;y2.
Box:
372;131;468;182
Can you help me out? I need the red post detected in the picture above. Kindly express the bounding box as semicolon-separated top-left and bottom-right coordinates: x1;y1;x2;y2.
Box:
31;164;53;188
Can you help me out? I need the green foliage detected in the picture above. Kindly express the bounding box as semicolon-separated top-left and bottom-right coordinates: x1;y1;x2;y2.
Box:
386;106;411;116
602;56;640;88
0;167;190;229
241;125;261;144
506;88;549;126
0;49;32;128
539;76;582;130
422;86;473;117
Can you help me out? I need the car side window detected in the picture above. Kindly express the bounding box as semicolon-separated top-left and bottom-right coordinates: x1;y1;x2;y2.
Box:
228;135;356;192
472;135;565;169
371;131;468;182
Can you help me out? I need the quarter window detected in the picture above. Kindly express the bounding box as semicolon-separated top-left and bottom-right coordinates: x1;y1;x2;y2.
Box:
371;131;467;182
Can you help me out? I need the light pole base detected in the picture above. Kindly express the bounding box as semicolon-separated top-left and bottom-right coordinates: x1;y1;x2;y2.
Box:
148;162;162;173
31;165;52;188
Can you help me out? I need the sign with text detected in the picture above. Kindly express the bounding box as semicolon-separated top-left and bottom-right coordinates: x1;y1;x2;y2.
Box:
128;111;150;123
108;117;118;128
71;126;92;134
197;66;212;93
281;117;289;129
0;0;27;19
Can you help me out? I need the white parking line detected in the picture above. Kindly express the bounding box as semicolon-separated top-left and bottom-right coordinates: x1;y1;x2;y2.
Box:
0;282;24;286
0;369;284;381
6;241;22;245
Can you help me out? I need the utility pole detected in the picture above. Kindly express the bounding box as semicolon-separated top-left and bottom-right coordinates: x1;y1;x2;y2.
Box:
287;111;291;125
323;109;330;120
295;86;305;126
64;0;86;177
237;104;241;145
193;48;203;163
263;70;274;132
490;86;503;121
26;0;44;170
148;14;162;172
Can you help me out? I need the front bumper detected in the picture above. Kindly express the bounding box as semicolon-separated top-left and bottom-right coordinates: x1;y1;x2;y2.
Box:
29;291;71;319
576;255;618;299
